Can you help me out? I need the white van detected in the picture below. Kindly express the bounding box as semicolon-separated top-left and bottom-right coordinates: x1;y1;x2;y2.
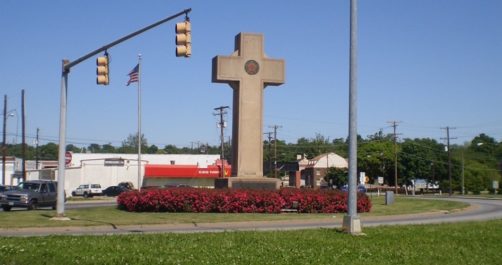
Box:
71;184;103;198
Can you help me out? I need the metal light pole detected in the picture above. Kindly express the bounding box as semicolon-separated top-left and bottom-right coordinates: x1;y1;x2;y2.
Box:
342;0;362;234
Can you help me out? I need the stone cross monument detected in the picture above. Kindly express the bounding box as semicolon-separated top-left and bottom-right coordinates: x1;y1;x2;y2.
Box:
212;33;285;189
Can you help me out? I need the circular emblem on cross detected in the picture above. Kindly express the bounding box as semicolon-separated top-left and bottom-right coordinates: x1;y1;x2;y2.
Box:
244;60;260;75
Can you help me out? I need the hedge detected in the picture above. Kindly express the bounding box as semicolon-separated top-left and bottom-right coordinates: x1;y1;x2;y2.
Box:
117;188;371;214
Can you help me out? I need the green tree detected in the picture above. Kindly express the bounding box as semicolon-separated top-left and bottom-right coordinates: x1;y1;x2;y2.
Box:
119;133;148;154
146;144;159;154
6;143;35;159
163;144;180;154
324;167;348;188
102;143;116;153
66;144;81;153
39;143;58;160
358;139;393;184
88;143;102;153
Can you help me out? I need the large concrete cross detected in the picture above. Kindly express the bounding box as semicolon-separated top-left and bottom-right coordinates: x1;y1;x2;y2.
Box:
212;33;285;179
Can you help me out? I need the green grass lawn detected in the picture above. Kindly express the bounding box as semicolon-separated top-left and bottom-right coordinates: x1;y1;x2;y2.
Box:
363;195;468;216
0;220;500;265
0;196;469;228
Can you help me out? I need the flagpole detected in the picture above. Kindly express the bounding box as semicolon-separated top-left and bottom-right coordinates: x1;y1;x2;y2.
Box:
137;54;142;191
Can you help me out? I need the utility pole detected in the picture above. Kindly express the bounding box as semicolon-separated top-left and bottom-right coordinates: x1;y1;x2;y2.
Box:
264;132;273;176
2;95;6;185
269;125;281;179
387;121;401;194
36;128;40;170
441;126;456;196
214;106;229;178
21;89;26;181
461;151;465;195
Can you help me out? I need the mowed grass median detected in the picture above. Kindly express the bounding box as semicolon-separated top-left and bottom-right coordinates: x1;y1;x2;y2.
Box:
0;196;468;228
1;220;501;265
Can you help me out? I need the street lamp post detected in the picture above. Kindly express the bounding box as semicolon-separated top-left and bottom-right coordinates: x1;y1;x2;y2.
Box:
342;0;362;235
2;100;17;186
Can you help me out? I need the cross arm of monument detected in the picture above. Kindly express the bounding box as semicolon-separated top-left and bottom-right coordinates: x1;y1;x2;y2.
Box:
261;58;285;87
212;55;241;85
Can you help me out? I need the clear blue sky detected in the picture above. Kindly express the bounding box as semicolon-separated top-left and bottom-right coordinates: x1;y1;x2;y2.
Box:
1;0;501;149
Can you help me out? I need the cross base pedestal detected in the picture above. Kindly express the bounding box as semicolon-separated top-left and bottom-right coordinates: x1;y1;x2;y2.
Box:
215;177;281;190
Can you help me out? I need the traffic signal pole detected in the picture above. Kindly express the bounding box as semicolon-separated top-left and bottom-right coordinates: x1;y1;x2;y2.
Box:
55;8;192;218
62;8;192;72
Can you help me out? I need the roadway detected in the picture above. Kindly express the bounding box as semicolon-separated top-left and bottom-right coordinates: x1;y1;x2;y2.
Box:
0;197;501;236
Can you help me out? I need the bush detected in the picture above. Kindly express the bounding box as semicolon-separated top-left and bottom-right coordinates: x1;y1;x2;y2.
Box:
117;188;371;214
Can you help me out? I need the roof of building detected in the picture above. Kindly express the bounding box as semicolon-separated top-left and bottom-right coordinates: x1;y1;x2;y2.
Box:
68;153;220;168
306;152;348;169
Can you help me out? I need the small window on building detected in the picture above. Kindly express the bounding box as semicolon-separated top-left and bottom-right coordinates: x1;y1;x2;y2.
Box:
170;160;175;165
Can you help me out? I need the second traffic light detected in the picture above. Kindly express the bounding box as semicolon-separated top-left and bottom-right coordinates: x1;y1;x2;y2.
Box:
175;20;191;57
96;54;109;85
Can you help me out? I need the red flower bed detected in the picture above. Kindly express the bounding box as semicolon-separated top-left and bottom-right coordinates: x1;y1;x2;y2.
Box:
117;188;371;214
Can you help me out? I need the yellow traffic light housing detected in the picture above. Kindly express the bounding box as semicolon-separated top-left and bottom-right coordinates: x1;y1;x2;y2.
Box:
175;20;191;57
96;54;109;85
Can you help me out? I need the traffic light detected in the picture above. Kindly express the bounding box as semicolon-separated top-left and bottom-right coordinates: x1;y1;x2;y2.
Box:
96;54;109;85
175;20;191;57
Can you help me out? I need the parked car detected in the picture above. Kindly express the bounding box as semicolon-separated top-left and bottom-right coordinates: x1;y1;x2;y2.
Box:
102;186;129;197
117;182;134;190
71;184;103;198
0;180;59;211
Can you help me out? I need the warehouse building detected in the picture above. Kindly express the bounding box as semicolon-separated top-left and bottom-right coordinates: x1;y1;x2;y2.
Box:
24;153;226;196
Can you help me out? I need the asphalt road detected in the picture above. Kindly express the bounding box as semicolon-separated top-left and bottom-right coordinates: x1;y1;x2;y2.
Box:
1;197;501;237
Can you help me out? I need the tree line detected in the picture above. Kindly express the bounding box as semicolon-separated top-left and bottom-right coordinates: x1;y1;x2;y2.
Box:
4;132;501;193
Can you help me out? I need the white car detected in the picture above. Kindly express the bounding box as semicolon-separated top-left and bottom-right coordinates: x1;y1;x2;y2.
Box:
71;184;103;198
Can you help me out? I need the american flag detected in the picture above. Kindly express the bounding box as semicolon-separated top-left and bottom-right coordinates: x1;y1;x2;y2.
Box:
126;64;139;86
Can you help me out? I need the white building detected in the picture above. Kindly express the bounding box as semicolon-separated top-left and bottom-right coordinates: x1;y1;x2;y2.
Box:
25;153;220;196
0;156;20;186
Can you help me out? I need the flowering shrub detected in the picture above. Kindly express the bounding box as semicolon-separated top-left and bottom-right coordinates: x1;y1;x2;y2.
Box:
117;188;371;214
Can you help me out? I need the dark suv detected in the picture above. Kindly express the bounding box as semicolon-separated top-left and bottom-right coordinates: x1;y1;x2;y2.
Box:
0;180;59;211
